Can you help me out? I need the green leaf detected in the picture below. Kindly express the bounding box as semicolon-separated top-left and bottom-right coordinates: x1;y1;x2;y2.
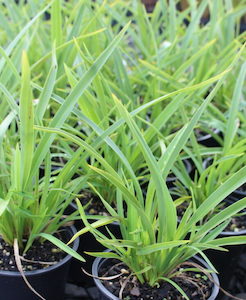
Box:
0;2;52;74
137;240;190;255
187;167;246;228
36;47;57;123
38;232;85;262
68;216;118;245
20;52;34;188
208;236;246;247
196;197;246;240
161;277;189;300
0;111;16;145
0;198;9;216
51;0;63;46
223;61;246;153
84;251;122;260
112;94;177;243
30;22;130;178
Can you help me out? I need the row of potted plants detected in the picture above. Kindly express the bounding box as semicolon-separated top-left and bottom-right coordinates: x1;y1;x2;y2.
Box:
0;0;245;299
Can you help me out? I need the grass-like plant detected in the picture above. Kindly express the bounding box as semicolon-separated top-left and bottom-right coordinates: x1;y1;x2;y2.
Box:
37;45;245;297
66;89;246;297
0;0;130;257
0;52;84;260
19;0;243;208
172;60;246;209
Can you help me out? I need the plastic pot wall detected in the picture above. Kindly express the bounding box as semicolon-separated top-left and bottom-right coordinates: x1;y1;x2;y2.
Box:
0;226;79;300
196;129;221;147
206;228;246;300
92;253;220;300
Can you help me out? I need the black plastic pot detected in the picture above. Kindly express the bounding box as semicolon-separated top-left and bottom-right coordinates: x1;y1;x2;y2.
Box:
67;202;121;285
0;225;79;300
240;23;246;34
230;184;246;201
196;128;221;147
206;217;246;300
92;253;220;300
204;196;246;299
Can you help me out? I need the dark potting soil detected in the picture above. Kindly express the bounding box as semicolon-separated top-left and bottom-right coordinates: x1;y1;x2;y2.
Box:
98;259;213;300
224;214;246;232
0;229;69;272
221;201;246;233
79;192;115;216
64;251;246;299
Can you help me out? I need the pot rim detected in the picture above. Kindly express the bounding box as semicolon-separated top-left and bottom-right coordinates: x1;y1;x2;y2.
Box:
92;250;220;300
196;128;220;142
0;225;79;277
231;188;246;197
214;196;246;236
220;228;246;236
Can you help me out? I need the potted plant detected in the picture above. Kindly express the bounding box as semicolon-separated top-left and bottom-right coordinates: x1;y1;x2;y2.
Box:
65;88;246;299
167;61;246;297
0;52;86;300
48;49;235;285
172;60;246;205
0;7;130;294
43;45;243;297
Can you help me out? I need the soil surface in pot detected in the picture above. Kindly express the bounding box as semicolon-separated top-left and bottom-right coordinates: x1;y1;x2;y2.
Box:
219;201;246;233
98;259;213;300
64;248;246;299
224;213;246;232
79;192;117;217
0;230;69;272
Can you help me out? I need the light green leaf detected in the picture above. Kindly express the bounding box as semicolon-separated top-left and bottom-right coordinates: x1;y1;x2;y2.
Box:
38;232;85;262
0;198;9;216
20;52;34;188
137;240;190;255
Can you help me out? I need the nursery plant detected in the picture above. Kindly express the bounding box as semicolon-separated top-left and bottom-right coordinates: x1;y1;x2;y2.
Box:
0;1;131;296
0;1;245;299
172;61;246;209
78;0;245;173
0;51;84;258
31;0;244;207
67;95;246;299
0;51;86;300
0;2;128;250
36;42;244;298
60;41;245;208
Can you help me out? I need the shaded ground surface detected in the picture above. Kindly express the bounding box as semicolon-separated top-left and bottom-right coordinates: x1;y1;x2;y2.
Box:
65;250;246;300
65;283;99;300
